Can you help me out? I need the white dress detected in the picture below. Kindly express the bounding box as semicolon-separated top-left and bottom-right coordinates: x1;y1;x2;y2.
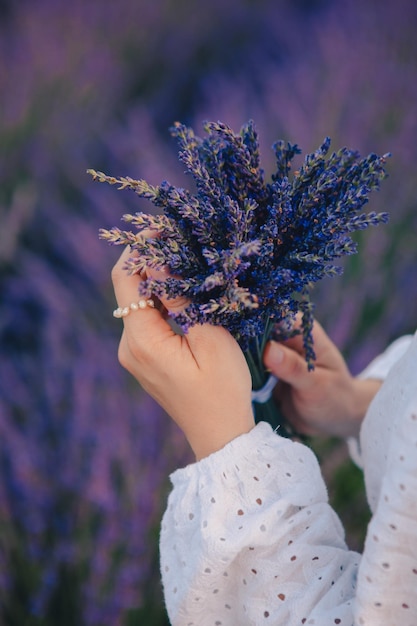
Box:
160;332;417;626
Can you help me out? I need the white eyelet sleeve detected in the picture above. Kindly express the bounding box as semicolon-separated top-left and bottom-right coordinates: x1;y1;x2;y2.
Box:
354;331;417;624
347;334;414;467
159;331;417;625
358;335;414;382
160;422;360;625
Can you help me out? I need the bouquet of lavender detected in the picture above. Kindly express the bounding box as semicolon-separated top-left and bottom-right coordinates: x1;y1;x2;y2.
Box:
89;120;389;436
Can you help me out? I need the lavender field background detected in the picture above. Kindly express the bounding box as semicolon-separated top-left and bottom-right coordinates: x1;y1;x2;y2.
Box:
1;0;416;623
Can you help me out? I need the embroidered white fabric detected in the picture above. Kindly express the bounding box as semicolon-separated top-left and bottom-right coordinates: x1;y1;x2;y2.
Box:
160;332;417;625
347;334;414;468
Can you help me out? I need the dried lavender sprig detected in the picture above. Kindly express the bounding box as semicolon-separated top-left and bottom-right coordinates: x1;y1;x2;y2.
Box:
90;120;389;366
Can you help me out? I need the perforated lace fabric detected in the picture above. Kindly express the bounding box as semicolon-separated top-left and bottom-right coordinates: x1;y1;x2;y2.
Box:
354;332;417;625
160;333;417;626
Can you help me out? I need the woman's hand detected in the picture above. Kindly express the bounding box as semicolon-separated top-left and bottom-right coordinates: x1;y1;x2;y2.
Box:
112;247;255;460
263;320;382;439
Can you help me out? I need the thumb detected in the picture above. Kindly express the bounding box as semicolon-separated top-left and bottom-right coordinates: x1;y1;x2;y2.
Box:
263;340;314;391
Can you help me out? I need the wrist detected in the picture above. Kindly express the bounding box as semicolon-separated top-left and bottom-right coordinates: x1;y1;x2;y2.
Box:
348;377;383;438
188;409;256;461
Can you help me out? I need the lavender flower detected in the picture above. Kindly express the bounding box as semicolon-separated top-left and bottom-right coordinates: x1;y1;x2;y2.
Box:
91;120;389;433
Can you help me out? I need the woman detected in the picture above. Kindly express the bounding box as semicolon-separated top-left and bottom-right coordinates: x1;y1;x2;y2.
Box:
112;247;417;625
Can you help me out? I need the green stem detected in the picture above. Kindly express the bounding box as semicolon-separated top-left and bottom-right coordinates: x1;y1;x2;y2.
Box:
244;324;294;438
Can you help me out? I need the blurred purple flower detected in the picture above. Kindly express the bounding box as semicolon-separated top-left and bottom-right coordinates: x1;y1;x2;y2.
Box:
1;0;417;622
0;250;189;622
195;0;417;368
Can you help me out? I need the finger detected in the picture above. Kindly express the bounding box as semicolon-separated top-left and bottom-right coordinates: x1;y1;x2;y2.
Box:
111;246;151;307
111;247;172;340
305;319;346;369
145;265;244;367
145;265;190;314
276;318;343;370
263;340;316;391
278;332;305;353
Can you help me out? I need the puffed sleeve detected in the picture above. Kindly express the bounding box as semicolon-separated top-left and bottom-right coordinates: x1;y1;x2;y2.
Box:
347;334;414;467
160;422;360;625
354;332;417;624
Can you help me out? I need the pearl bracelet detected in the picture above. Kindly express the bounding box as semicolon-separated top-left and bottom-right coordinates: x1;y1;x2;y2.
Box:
113;299;155;318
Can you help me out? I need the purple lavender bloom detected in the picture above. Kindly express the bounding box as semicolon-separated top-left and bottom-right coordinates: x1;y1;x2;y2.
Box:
93;120;389;433
195;0;417;371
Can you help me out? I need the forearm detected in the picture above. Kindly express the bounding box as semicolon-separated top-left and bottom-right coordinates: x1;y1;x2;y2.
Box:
185;406;255;461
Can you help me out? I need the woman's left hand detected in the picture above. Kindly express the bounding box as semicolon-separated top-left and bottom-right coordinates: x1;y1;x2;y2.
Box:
112;247;255;460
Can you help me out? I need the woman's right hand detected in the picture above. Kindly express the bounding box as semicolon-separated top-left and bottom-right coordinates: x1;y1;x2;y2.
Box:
263;320;382;439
